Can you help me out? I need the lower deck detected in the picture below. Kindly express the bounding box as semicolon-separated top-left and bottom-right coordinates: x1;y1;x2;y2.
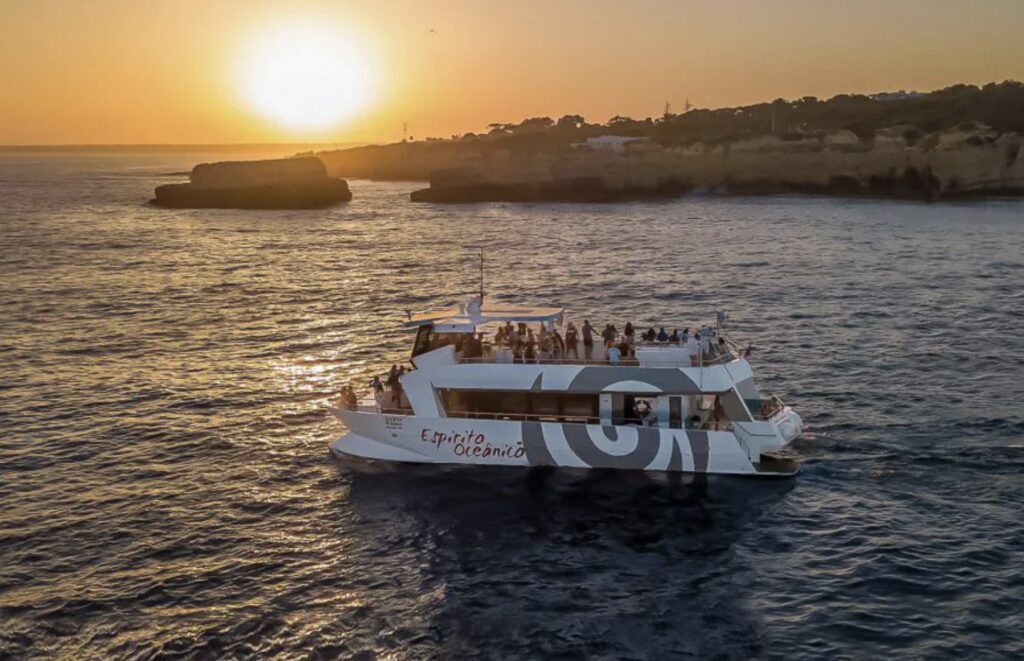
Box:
354;389;787;433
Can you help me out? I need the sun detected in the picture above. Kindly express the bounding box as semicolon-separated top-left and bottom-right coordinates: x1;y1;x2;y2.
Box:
238;22;375;131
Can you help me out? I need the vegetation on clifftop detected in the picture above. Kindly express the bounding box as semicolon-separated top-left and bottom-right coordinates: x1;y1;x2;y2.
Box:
418;81;1024;149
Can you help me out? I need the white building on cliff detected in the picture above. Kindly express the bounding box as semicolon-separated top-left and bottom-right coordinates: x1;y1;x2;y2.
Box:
573;135;648;153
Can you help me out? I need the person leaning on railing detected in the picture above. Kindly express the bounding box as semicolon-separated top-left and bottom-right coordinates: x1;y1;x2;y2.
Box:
339;385;358;410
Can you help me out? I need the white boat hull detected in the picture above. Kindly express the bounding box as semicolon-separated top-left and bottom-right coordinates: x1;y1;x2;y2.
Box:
329;408;802;477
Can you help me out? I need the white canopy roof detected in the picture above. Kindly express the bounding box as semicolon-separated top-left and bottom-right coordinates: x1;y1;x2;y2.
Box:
404;302;564;330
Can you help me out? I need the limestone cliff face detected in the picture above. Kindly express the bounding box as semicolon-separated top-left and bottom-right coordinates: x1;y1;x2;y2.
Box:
318;129;1024;201
648;129;1024;197
190;157;329;189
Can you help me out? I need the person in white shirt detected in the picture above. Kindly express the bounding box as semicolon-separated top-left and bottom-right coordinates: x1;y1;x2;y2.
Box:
684;334;700;366
606;341;621;365
370;376;386;410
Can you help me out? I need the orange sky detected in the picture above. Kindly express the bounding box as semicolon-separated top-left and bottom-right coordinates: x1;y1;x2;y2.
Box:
2;0;1023;145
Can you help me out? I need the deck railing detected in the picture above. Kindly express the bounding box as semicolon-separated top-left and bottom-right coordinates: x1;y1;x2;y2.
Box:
457;353;738;368
457;337;744;369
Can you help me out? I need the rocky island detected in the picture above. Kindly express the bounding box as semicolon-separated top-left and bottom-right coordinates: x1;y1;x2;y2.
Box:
316;82;1024;203
152;156;351;209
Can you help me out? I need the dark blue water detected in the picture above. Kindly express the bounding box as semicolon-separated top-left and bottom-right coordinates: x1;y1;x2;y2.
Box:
2;151;1023;659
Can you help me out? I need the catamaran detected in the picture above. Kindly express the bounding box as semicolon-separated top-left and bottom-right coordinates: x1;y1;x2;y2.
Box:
329;298;804;476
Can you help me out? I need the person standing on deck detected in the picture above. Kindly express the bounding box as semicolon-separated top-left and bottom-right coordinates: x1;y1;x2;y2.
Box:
552;329;566;359
524;329;537;363
463;334;483;359
370;376;386;410
684;333;700;366
538;331;553;361
601;324;616;345
582;320;595;360
565;323;579;359
699;325;712;357
386;365;402;408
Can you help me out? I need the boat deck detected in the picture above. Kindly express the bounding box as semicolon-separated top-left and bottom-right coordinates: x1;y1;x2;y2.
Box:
456;341;739;368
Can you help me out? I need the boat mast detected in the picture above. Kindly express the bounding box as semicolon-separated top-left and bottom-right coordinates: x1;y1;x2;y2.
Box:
478;251;485;305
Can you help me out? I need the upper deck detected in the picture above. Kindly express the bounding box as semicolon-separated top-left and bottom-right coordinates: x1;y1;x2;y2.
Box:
406;299;740;369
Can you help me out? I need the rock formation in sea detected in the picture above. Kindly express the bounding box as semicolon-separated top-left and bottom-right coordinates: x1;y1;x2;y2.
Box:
152;157;352;209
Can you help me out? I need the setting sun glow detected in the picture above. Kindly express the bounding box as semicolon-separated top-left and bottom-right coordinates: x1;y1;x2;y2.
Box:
238;23;375;132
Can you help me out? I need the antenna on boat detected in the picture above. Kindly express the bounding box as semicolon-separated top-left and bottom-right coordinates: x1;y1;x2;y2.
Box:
478;250;485;305
716;310;728;336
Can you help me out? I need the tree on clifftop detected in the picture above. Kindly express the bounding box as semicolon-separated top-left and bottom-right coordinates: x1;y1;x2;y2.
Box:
556;114;586;130
515;117;555;132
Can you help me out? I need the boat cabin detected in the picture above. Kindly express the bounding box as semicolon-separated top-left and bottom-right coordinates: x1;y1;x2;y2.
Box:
387;299;763;433
406;302;564;360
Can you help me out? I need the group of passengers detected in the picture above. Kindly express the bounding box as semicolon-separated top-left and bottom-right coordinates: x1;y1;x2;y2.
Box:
367;363;409;409
495;321;569;363
338;364;415;411
492;319;732;365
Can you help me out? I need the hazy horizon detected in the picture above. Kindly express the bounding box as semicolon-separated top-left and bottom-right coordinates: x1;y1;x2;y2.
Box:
0;142;368;150
3;0;1023;145
1;76;1018;150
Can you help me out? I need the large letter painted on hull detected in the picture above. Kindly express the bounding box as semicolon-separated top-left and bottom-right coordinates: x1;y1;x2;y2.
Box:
521;421;712;473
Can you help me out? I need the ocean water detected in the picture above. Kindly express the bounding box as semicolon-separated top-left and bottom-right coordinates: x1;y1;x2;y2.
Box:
1;150;1023;659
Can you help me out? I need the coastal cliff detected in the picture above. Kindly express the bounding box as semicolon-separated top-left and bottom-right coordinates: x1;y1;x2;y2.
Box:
315;82;1024;202
153;156;351;209
318;128;1024;203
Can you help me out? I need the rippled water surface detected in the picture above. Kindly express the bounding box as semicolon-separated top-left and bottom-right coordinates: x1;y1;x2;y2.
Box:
2;150;1024;659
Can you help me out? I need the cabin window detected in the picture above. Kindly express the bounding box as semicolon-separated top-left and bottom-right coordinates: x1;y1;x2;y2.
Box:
437;389;735;431
669;396;683;429
437;389;599;422
412;326;469;358
612;394;658;425
412;326;433;357
685;394;733;431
